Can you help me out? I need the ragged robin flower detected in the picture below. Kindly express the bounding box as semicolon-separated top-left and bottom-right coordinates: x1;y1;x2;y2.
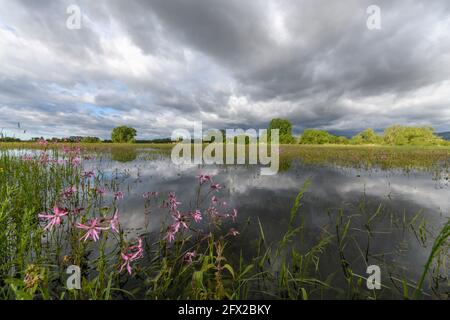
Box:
77;218;108;242
38;207;68;231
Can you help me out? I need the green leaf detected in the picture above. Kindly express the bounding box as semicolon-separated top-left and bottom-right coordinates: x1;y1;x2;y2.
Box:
223;264;235;279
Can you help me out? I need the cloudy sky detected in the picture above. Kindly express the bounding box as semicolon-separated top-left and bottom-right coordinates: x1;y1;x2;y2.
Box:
0;0;449;139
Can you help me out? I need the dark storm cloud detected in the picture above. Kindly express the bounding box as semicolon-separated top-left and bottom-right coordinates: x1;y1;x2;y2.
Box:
0;0;449;138
137;0;450;97
12;0;103;62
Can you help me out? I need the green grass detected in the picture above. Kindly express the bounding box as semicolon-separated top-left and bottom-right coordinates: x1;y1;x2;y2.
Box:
413;219;450;299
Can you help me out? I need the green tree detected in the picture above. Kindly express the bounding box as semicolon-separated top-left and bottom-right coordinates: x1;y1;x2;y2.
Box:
81;136;101;143
335;136;350;144
383;125;444;145
268;118;296;144
111;126;137;143
299;129;333;144
351;128;382;144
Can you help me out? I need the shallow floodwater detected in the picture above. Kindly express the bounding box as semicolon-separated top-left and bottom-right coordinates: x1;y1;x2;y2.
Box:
10;148;450;298
74;149;449;298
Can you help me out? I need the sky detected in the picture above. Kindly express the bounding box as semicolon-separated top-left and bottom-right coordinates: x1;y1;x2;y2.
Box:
0;0;449;140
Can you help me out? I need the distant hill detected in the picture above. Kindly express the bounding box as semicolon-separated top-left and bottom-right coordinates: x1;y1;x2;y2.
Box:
437;132;450;140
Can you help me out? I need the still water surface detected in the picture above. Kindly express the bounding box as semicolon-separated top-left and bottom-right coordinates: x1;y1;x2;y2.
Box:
12;148;449;297
84;149;449;297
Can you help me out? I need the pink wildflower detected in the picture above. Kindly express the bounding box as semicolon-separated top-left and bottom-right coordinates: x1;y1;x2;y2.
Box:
91;187;106;195
114;191;124;201
172;211;188;232
128;238;144;260
119;238;144;275
38;207;68;231
230;209;238;223
71;157;81;166
166;192;181;211
228;228;239;237
109;209;120;233
197;174;212;185
61;186;77;199
120;253;133;275
207;206;221;218
76;218;106;242
184;251;197;264
210;183;221;192
190;210;202;223
83;171;95;179
164;225;177;243
143;191;159;199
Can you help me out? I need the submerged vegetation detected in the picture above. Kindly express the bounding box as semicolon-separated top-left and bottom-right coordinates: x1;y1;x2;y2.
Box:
0;142;448;300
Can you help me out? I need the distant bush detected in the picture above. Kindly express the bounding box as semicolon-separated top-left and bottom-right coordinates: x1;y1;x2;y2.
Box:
350;128;382;145
111;126;137;143
334;136;350;144
0;137;21;142
297;126;445;146
81;136;101;143
299;129;336;144
383;125;445;146
298;129;352;145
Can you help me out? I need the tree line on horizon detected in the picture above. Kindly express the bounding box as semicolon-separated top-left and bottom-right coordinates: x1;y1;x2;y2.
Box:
268;118;448;146
298;126;447;145
1;120;448;146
